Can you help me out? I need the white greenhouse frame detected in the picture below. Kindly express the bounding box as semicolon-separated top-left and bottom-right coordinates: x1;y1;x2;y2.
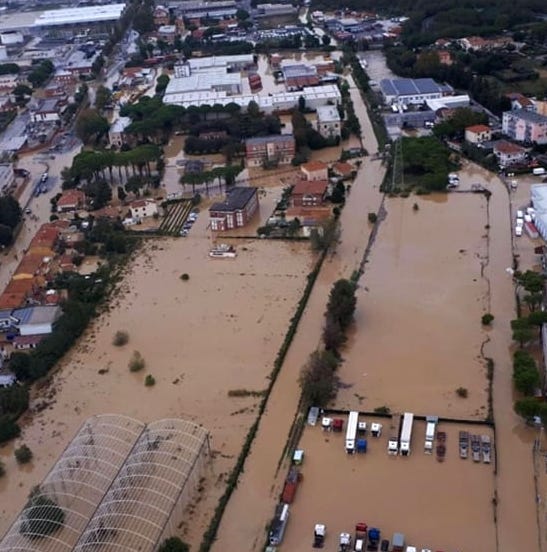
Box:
0;415;209;552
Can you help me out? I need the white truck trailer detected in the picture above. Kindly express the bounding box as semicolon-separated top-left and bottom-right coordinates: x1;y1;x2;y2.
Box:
345;411;359;453
424;415;438;454
399;412;414;456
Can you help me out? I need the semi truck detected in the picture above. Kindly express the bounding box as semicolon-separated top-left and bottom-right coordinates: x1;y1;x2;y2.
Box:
269;503;289;546
281;467;302;503
399;412;414;456
313;523;326;548
346;411;359;453
424;416;437;454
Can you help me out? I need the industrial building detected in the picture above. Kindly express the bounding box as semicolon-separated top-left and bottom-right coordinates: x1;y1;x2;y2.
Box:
0;415;210;552
171;0;237;19
379;78;453;106
245;134;295;167
0;3;126;34
316;105;341;139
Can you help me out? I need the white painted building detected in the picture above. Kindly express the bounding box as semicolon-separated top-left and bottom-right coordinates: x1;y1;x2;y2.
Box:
316;105;341;139
11;305;62;336
130;199;159;220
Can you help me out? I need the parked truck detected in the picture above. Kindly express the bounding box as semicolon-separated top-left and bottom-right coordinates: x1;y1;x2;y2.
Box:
367;528;380;551
400;412;414;456
424;416;437;454
392;533;405;552
281;467;302;504
354;522;367;551
339;532;352;551
269;503;289;546
313;523;326;548
346;411;359;453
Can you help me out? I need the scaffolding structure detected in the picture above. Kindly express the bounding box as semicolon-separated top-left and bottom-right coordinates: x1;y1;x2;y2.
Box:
0;415;209;552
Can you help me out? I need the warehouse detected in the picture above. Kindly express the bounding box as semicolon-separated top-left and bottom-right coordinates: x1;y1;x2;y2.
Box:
380;78;453;106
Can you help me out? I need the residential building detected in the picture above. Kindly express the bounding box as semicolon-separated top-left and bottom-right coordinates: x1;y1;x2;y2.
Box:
506;92;535;112
11;305;62;336
109;116;131;148
332;161;354;179
502;109;547;145
173;0;237;20
437;50;453;65
459;35;513;51
316;105;341;139
56;190;86;213
52;70;77;85
130;199;159;220
0;163;14;194
255;3;297;17
285;205;331;235
290;179;328;207
379;78;453;106
0;309;13;330
301;160;328;181
153;5;170;26
157;24;177;43
493;140;527;168
209;187;258;231
13;335;43;350
465;124;491;144
245;135;295;167
0;73;18;92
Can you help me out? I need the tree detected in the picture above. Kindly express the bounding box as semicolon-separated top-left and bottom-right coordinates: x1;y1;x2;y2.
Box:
0;195;21;229
159;537;190;552
95;85;112;111
511;318;535;347
516;270;544;294
247;100;260;118
75;109;109;145
299;350;339;407
514;397;541;420
27;59;54;88
322;315;345;351
0;224;13;246
20;488;65;539
524;293;543;313
528;311;547;326
514;367;540;395
322;34;331;46
84;180;112;210
298;95;306;113
326;279;357;330
155;74;170;95
236;8;250;20
14;444;33;464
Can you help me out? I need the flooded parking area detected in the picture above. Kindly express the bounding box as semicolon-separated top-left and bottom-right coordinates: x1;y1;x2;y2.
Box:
336;193;490;419
283;418;496;551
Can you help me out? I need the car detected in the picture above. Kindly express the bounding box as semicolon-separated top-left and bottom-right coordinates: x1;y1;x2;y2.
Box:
179;229;188;237
24;208;32;214
41;173;48;182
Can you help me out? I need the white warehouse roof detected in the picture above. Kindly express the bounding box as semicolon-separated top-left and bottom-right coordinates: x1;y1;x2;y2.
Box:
33;3;126;26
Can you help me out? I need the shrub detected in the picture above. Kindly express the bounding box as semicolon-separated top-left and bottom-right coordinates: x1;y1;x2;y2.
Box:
20;488;65;539
0;459;5;477
112;330;129;346
456;387;468;398
374;405;391;415
144;374;156;386
481;313;494;326
128;351;145;372
227;389;264;397
299;350;339;407
413;203;419;211
15;444;33;464
180;273;189;281
368;212;377;223
159;537;189;552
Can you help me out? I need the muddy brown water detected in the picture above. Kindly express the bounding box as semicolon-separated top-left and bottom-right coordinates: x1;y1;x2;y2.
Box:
0;234;312;547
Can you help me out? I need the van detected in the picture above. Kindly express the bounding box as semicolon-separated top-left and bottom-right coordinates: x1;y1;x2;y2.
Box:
41;173;48;182
533;168;546;176
515;226;523;237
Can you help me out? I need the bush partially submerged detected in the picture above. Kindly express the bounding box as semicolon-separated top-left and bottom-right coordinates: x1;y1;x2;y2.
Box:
15;444;33;464
129;351;145;372
112;330;129;346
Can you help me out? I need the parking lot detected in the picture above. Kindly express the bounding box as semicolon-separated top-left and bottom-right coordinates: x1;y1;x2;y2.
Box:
279;415;496;552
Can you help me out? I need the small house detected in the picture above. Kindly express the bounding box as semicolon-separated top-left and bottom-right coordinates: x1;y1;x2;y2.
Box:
11;305;62;336
290;179;328;207
493;140;527;168
301;160;328;182
465;124;491;144
129;199;159;220
57;190;86;213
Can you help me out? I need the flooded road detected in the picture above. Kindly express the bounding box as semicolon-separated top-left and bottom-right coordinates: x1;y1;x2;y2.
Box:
212;68;385;552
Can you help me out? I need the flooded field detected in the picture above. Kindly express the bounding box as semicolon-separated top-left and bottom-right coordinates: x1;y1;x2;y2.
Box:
0;230;313;547
336;193;490;418
283;419;496;552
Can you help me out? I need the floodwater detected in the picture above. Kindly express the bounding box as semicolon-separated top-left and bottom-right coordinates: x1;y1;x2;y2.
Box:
283;419;496;552
211;66;385;552
0;231;313;547
359;50;397;83
336;192;490;418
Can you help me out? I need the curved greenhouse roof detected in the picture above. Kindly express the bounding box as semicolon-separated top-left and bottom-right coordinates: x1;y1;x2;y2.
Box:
0;415;209;552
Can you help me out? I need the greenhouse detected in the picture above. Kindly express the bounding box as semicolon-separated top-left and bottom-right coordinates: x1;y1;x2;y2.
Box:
0;415;209;552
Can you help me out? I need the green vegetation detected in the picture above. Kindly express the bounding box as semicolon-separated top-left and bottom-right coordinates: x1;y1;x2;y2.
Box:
433;109;488;141
482;313;494;326
14;444;33;464
20;487;65;539
0;195;22;246
374;406;391;415
75;109;111;145
0;63;19;75
159;537;190;552
323;279;357;351
180;273;190;281
368;212;378;223
292;109;341;163
299;350;340;406
112;330;129;347
129;351;145;372
513;350;540;396
511;317;535;348
0;459;4;477
95;85;112;112
456;387;469;398
28;59;54;89
310;219;340;253
227;389;265;397
144;374;156;386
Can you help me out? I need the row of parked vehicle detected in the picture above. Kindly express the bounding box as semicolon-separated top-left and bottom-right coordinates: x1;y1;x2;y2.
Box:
179;211;198;237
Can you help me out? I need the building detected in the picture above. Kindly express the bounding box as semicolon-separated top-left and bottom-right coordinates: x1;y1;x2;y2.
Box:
255;3;297;17
465;124;491;144
290;179;328;207
282;64;319;91
130;199;159;220
245;135;295;167
316;105;341;139
0;73;18;92
109;116;131;148
11;305;62;336
332;161;355;179
506;92;535;112
153;5;170;26
30;99;62;123
173;0;237;19
301;160;328;181
13;334;44;350
0;163;13;194
56;190;86;213
493;140;527;168
379;78;453;106
157;24;177;43
52;70;77;85
502;109;547;145
209;187;258;231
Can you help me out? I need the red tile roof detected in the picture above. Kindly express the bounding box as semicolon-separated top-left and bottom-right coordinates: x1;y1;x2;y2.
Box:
494;140;526;155
292;179;328;196
301;160;328;172
57;190;85;208
466;124;490;133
